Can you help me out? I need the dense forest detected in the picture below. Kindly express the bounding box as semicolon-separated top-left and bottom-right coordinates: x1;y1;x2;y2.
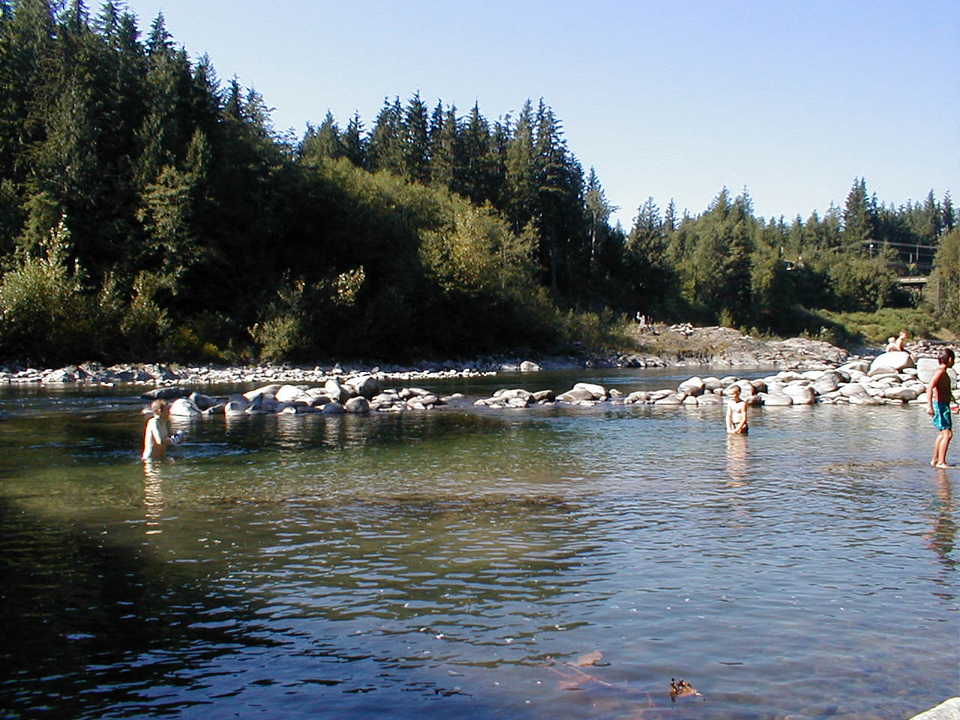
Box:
0;0;957;366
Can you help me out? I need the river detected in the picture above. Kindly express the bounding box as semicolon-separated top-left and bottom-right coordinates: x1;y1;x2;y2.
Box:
0;368;956;719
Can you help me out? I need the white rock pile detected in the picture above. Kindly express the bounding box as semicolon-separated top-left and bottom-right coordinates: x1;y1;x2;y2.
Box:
472;351;955;410
150;376;470;418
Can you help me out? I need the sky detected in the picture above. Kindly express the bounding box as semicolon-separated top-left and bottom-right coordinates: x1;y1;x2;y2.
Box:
118;0;958;229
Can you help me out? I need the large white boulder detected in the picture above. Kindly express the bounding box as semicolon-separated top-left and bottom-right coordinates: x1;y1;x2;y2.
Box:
244;384;282;401
678;376;705;396
783;384;816;405
275;384;307;404
573;382;607;400
169;397;201;417
869;351;914;375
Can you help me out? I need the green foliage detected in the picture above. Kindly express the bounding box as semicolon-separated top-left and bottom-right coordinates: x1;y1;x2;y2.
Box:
927;227;960;330
0;2;951;365
825;249;898;311
814;306;940;345
120;271;173;358
0;215;96;363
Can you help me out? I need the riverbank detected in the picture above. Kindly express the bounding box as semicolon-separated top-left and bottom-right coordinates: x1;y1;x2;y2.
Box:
1;324;956;389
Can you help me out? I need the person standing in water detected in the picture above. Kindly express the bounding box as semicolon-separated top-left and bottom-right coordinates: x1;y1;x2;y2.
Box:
928;349;959;469
725;385;749;435
142;399;178;461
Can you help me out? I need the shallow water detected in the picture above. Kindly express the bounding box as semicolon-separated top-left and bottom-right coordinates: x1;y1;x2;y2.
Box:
0;369;956;719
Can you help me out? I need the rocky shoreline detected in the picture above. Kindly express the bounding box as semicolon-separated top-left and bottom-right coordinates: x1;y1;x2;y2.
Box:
0;326;865;388
1;327;956;419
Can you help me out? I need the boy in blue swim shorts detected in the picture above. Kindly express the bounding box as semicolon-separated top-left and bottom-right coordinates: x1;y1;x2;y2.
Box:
927;349;959;468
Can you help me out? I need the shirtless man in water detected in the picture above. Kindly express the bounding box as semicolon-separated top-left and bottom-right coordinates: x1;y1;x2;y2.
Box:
928;349;959;468
142;399;174;461
725;385;749;435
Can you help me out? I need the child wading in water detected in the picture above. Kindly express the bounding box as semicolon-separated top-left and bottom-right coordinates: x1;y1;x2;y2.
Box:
142;399;179;461
725;385;749;435
928;349;959;469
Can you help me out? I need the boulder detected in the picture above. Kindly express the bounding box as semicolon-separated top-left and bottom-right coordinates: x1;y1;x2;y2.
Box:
189;391;217;411
625;391;650;404
344;397;371;414
654;393;684;405
696;394;722;406
532;390;556;402
244;384;282;402
573;382;607;400
557;388;597;403
224;399;248;416
495;388;533;402
783;384;816;405
678;376;705;396
141;387;189;400
42;367;79;383
275;384;307;404
169;397;201;417
839;360;871;374
916;357;941;384
869;351;914;375
839;382;869;398
760;392;793;406
908;697;960;720
324;378;352;404
883;386;921;401
519;361;542;372
812;376;839;395
322;402;346;415
346;374;381;398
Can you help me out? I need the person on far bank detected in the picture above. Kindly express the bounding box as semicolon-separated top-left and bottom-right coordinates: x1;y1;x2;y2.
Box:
142;399;180;461
725;385;749;435
928;349;959;469
887;329;908;352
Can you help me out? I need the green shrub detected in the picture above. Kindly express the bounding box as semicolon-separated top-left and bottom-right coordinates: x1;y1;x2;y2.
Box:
0;217;98;364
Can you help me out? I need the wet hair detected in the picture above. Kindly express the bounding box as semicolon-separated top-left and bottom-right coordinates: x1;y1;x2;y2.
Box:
150;399;168;414
939;348;955;365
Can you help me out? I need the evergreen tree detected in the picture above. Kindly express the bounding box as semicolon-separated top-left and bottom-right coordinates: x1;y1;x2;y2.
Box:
942;191;956;233
403;91;430;183
842;177;876;251
428;102;459;191
368;96;404;175
504;101;537;234
459;102;492;204
301;111;343;163
341;111;366;168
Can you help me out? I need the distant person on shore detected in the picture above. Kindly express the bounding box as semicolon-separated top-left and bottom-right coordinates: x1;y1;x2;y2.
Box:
887;329;908;352
928;348;959;469
725;385;749;435
142;399;180;461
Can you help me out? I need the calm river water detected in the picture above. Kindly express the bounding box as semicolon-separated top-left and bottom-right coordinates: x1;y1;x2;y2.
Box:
0;368;956;720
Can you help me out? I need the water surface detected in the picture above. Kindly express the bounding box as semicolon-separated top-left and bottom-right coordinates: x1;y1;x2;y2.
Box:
0;369;956;719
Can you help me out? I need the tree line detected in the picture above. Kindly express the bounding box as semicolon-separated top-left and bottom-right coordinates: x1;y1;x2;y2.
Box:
0;0;956;366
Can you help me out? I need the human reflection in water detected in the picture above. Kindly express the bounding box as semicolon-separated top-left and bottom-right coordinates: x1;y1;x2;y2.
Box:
142;460;166;535
927;471;955;563
725;433;748;488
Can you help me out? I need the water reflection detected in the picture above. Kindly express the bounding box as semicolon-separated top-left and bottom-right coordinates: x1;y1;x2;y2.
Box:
927;472;955;565
725;434;748;487
142;460;165;535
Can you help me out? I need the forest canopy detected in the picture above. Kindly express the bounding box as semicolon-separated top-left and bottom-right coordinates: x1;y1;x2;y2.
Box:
0;0;955;366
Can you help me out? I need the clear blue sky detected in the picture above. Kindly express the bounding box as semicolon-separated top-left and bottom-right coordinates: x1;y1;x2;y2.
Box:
120;0;957;228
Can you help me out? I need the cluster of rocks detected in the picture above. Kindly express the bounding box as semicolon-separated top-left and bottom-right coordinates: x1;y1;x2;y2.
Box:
0;361;497;387
146;375;469;418
472;351;955;410
612;330;852;369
